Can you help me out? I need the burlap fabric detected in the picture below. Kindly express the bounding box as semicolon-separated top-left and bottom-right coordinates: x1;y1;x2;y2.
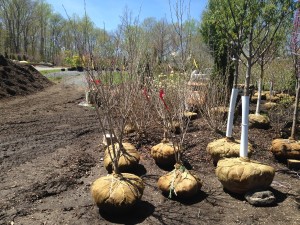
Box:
249;114;270;129
207;138;253;164
270;138;300;160
264;102;277;110
157;164;202;198
151;142;177;166
216;157;275;194
104;142;140;173
91;173;144;214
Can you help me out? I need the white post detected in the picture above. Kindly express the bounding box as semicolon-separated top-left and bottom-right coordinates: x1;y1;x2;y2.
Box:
226;88;239;138
85;90;90;104
240;96;249;157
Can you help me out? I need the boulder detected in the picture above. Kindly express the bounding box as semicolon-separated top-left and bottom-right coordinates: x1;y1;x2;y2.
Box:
270;138;300;160
207;138;253;165
249;114;270;129
216;157;275;194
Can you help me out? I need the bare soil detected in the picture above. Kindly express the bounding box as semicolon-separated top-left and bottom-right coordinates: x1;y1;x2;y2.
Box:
0;74;300;224
0;55;53;99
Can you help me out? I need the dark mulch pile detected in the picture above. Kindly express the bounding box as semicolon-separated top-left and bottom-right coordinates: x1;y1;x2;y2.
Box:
0;55;53;99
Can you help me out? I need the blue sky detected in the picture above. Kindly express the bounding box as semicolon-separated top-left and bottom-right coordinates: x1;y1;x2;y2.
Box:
47;0;208;31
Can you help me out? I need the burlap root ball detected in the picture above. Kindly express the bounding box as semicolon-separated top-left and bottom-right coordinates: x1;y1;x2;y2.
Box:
253;91;267;100
184;111;198;120
151;141;177;167
186;90;206;110
270;138;300;160
207;138;253;165
216;157;275;194
91;173;144;214
248;114;270;129
104;142;140;173
124;123;136;134
157;164;202;198
264;102;277;110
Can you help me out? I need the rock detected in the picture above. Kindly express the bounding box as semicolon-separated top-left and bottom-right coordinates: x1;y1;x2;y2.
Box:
270;139;300;160
249;114;270;129
245;190;276;206
207;138;253;165
216;157;275;194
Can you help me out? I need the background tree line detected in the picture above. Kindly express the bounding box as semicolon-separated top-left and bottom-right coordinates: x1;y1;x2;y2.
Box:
0;0;295;92
0;0;212;73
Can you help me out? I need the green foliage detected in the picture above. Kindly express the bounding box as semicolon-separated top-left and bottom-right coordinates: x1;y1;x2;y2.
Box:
64;51;82;67
40;69;61;75
46;75;63;83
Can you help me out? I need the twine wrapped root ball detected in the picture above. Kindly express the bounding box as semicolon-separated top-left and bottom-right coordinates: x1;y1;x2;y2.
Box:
91;173;144;214
270;139;300;160
248;114;270;129
216;158;275;194
157;164;202;198
151;141;177;167
207;138;253;165
104;142;140;173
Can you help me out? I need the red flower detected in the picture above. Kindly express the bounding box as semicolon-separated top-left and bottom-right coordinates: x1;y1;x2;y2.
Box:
159;89;169;110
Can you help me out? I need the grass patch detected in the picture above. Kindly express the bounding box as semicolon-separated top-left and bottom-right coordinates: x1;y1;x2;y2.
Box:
47;76;63;83
40;69;62;75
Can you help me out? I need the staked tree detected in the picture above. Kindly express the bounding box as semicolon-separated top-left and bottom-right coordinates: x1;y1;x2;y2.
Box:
201;0;294;156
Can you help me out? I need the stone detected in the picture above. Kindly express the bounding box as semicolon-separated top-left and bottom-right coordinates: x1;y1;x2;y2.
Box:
270;139;300;160
207;138;253;165
249;114;270;129
245;190;276;206
216;157;275;194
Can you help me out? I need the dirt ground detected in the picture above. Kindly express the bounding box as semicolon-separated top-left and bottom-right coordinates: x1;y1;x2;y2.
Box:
0;75;300;225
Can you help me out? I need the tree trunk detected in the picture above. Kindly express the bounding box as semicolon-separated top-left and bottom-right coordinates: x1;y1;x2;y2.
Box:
255;77;262;115
290;78;300;140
